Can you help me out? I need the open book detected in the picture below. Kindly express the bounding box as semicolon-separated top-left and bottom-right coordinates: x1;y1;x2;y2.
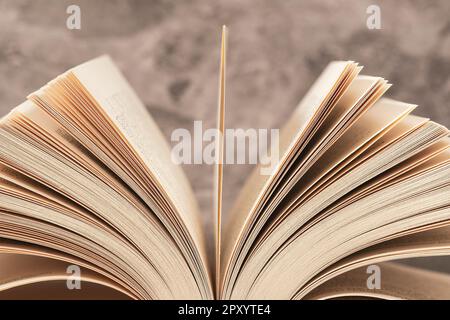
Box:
0;28;449;300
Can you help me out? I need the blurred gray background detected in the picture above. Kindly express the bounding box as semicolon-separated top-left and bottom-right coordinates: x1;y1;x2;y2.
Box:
0;0;449;273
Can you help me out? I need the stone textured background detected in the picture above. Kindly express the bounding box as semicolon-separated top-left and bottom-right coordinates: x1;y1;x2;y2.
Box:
0;0;449;273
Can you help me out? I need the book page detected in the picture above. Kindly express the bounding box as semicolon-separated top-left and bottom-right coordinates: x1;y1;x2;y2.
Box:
214;25;227;296
304;262;450;300
69;56;207;262
0;253;131;299
298;223;450;298
25;57;213;297
0;281;130;300
221;61;357;293
227;97;420;298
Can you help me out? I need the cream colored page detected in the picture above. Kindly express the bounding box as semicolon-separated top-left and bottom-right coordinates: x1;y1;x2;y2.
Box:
0;253;130;297
263;76;387;213
338;224;450;268
256;108;424;249
227;100;420;298
298;223;450;298
305;262;450;300
287;98;417;202
69;57;206;261
1;98;208;298
214;26;227;294
221;61;353;284
0;239;110;275
0;281;130;300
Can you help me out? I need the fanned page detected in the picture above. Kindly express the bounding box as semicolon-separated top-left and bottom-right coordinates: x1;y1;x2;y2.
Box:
67;57;210;278
306;262;450;300
0;37;449;299
221;61;361;296
299;224;450;299
0;58;213;299
0;253;130;300
221;57;450;297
